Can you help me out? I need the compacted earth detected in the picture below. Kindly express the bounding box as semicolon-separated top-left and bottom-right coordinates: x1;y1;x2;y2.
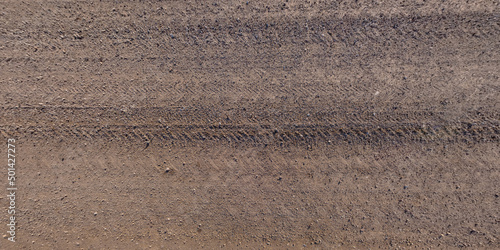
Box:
0;0;499;249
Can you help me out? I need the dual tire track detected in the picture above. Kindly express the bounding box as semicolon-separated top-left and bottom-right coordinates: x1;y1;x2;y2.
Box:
1;106;498;146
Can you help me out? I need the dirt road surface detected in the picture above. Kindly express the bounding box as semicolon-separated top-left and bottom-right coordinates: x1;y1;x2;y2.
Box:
0;0;499;249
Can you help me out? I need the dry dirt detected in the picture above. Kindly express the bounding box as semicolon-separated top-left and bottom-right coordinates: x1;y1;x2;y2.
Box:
0;0;499;249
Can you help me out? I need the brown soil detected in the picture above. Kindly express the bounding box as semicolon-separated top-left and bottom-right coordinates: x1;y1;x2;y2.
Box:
0;0;499;249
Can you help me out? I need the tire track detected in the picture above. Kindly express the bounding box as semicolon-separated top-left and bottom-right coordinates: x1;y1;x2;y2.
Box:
2;11;498;107
2;122;498;146
1;106;498;127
